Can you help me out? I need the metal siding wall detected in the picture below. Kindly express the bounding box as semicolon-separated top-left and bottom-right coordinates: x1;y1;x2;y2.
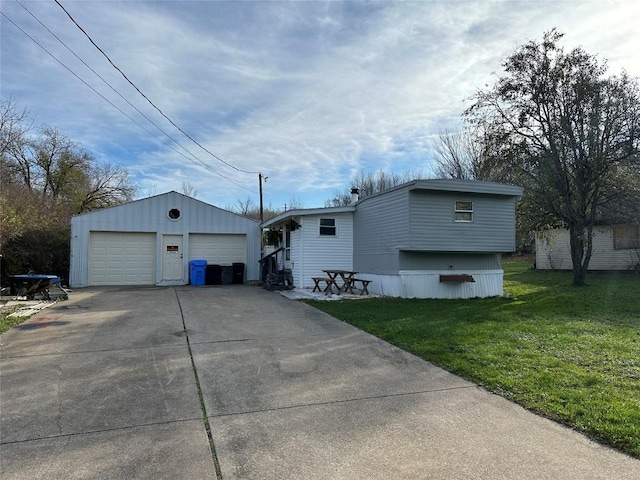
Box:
409;191;516;252
69;217;87;287
536;227;636;271
299;213;353;288
358;270;504;298
69;192;261;286
353;188;408;273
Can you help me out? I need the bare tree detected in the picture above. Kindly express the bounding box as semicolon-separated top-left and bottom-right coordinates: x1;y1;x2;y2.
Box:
180;181;197;198
74;162;137;213
0;97;30;157
432;128;482;179
235;197;257;216
326;169;424;207
432;127;520;183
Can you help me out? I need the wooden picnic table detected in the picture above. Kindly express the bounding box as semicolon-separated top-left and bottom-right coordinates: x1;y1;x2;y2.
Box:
322;270;358;294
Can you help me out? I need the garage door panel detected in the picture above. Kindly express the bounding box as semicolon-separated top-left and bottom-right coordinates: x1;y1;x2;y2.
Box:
89;232;156;286
189;234;246;264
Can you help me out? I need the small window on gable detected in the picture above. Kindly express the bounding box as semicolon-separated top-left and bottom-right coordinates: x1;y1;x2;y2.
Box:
319;218;336;236
168;208;181;221
454;201;473;222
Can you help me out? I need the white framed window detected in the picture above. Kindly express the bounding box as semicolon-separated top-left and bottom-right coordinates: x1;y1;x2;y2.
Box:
454;201;473;222
319;218;336;236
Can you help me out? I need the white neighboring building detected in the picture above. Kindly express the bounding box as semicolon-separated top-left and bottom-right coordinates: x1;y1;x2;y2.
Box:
70;191;260;287
535;225;640;271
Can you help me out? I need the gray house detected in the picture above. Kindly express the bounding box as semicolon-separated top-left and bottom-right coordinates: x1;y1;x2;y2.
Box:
70;191;261;287
262;179;523;298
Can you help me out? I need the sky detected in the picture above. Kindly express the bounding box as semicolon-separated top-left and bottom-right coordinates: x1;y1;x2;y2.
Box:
2;1;640;212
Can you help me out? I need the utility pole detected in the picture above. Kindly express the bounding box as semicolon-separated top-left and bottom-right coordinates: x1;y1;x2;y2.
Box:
258;173;266;223
258;173;267;284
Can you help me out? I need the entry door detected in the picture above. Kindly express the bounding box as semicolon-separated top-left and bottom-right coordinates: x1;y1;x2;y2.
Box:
162;235;184;281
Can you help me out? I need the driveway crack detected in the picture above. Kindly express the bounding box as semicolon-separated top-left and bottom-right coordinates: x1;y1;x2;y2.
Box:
55;361;64;436
173;287;223;479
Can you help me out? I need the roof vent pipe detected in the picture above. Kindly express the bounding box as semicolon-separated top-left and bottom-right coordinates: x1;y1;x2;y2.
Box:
350;187;360;204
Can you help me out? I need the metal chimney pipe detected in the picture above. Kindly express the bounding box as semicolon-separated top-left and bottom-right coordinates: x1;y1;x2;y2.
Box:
350;187;360;204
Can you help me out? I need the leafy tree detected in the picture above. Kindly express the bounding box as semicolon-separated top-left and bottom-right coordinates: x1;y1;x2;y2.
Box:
464;30;640;286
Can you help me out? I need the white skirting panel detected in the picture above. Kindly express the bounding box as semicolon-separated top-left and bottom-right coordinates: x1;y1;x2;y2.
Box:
358;270;504;299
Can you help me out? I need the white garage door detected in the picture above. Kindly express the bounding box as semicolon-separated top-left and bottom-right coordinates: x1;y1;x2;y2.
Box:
89;232;156;285
189;234;246;264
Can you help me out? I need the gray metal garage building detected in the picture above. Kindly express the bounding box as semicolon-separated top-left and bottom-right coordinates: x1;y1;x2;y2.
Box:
69;191;260;287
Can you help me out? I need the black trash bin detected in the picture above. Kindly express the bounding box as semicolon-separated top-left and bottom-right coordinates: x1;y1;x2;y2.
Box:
206;264;222;285
220;266;233;285
232;262;245;284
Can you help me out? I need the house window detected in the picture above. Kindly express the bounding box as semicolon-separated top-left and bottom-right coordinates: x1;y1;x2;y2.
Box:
319;218;336;236
613;224;640;250
454;201;473;222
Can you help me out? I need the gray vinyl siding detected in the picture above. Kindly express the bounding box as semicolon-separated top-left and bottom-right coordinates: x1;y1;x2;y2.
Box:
353;184;518;274
353;187;410;274
399;252;502;271
408;190;517;252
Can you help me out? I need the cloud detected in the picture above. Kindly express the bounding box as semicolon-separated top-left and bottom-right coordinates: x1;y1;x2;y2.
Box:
2;0;639;209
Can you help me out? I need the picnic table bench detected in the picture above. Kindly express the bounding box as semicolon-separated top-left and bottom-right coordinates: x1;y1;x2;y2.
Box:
312;277;336;293
350;278;371;295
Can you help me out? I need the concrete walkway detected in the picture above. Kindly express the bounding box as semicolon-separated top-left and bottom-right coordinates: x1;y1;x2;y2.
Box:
1;285;638;479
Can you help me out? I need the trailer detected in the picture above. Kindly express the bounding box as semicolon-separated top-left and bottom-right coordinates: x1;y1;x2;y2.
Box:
9;274;68;300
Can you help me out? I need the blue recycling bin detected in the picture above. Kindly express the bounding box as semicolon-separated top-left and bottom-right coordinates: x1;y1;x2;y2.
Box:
190;260;207;286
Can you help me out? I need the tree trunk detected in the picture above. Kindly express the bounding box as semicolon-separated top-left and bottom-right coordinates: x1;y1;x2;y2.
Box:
568;224;587;286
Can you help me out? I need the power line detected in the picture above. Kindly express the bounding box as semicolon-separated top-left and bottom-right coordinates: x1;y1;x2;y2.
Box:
0;9;255;193
15;2;195;164
54;0;261;176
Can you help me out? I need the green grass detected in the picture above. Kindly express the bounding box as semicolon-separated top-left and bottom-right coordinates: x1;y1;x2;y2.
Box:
309;259;640;458
0;304;32;334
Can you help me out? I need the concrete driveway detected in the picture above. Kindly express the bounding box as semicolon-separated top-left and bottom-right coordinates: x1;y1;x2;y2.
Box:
1;285;638;479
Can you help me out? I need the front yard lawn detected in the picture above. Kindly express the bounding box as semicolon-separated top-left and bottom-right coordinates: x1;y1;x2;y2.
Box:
309;259;640;458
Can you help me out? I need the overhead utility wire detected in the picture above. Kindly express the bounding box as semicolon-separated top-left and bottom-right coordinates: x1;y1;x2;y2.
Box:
13;1;250;192
54;0;261;176
1;9;254;193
